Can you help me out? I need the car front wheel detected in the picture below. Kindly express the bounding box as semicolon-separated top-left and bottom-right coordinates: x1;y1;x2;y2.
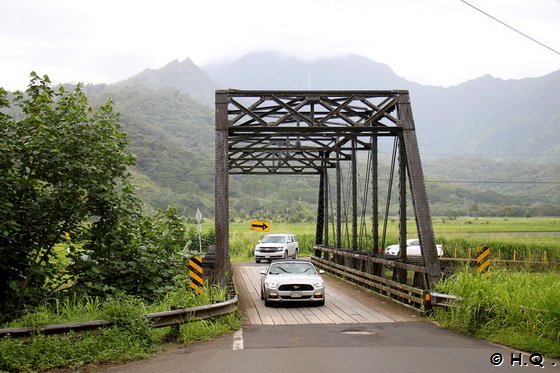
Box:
293;249;298;259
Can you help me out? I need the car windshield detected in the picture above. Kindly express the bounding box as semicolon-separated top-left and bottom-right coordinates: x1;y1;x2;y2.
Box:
261;235;287;244
269;262;316;275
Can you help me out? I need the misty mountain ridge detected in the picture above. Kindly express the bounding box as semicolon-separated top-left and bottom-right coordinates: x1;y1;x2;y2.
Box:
115;58;217;105
203;51;560;157
204;51;417;90
37;51;558;217
115;51;559;158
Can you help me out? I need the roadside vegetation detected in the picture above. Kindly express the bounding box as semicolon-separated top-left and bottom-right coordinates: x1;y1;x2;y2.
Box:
431;269;560;358
0;287;240;372
0;75;240;372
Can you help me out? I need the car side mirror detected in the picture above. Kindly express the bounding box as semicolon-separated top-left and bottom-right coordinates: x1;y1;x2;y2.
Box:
259;270;267;275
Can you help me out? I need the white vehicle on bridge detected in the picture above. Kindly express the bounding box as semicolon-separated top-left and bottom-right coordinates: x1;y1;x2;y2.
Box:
254;234;299;263
260;260;325;307
385;238;444;257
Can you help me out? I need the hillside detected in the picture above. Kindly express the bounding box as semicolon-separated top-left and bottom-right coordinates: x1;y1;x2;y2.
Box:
5;52;558;219
412;71;560;156
82;83;216;216
102;53;560;217
204;51;560;158
205;52;414;91
115;58;217;106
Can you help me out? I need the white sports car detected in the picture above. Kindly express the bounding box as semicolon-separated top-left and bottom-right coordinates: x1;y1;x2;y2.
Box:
260;260;325;307
385;238;444;257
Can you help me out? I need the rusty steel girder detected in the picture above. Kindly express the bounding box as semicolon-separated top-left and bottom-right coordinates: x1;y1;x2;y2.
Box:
215;90;441;286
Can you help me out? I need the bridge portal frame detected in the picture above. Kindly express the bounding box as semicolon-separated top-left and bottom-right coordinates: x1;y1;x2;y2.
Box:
215;90;440;286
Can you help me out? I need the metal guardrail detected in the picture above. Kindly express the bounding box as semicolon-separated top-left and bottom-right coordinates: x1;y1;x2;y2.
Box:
312;246;432;311
0;295;238;338
313;256;430;309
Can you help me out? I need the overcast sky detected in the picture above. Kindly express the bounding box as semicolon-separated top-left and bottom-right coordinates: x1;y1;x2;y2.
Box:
1;0;559;91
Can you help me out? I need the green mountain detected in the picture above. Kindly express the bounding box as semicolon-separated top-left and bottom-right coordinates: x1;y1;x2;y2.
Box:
204;51;560;158
8;52;557;219
115;58;217;106
82;83;216;218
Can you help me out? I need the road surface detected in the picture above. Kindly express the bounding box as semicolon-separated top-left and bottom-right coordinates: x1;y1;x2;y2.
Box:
101;262;559;372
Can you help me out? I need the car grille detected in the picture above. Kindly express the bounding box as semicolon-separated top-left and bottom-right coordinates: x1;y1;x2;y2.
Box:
280;295;313;300
278;284;314;291
259;248;277;252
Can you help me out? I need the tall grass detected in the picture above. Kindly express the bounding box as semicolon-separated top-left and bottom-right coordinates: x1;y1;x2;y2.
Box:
439;237;560;262
0;283;239;372
432;269;560;357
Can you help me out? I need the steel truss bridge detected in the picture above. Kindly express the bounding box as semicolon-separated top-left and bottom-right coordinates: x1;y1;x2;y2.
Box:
213;90;442;307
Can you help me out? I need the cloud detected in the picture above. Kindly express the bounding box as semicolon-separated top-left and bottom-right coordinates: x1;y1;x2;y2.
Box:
1;0;559;90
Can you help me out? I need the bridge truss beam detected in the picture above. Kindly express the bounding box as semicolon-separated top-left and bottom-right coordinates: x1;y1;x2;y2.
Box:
215;90;441;285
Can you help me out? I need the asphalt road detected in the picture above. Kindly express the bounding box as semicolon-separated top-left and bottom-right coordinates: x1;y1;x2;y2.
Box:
100;261;560;372
102;321;559;372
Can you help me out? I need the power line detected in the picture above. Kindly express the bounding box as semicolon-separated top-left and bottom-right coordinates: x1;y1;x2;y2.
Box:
425;180;560;185
421;153;559;158
378;151;559;158
459;0;560;56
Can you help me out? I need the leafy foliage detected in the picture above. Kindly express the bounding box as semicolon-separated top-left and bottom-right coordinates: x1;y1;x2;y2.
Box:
0;74;218;322
67;207;214;301
0;74;135;318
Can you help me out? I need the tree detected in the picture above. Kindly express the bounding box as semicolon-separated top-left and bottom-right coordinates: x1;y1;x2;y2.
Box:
0;73;136;316
468;203;479;217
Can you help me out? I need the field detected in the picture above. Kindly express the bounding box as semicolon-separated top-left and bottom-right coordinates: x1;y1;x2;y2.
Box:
226;217;560;262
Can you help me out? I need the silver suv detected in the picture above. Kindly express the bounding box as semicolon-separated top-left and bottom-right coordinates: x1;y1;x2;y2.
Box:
254;234;299;263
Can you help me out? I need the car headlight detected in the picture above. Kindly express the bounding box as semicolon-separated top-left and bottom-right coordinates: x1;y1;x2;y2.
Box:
265;281;277;289
313;280;324;288
276;246;285;252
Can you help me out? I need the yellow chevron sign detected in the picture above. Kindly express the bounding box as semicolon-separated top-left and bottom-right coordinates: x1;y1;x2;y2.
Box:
250;220;271;232
476;245;491;274
188;256;205;295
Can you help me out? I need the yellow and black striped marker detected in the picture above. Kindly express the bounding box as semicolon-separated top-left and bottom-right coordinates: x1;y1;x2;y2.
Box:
476;245;491;274
188;256;205;295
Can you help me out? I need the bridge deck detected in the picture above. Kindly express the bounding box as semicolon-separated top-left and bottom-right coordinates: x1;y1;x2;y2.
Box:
233;262;419;325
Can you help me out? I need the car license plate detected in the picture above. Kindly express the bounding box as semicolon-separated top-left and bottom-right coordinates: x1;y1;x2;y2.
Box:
290;291;302;298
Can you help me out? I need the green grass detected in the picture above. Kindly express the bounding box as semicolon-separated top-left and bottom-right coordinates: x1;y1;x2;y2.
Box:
0;284;240;372
0;327;158;373
431;269;560;357
228;217;560;262
433;217;560;233
176;313;241;344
